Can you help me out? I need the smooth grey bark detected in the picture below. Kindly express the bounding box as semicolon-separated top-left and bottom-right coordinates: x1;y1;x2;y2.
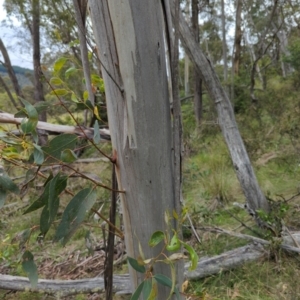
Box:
89;0;181;298
172;2;269;213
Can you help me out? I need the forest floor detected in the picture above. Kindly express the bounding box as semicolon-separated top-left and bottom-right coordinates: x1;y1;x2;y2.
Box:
1;98;300;299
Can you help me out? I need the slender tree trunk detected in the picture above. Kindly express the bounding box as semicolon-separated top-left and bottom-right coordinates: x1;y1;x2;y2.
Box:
221;0;228;81
231;0;242;101
173;2;269;213
0;75;19;110
89;0;182;298
184;0;190;96
73;0;95;105
191;0;202;125
0;38;24;107
233;0;242;75
32;0;47;145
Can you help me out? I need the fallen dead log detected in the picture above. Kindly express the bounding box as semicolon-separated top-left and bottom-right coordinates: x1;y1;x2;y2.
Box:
0;112;111;141
0;243;266;296
1;233;300;296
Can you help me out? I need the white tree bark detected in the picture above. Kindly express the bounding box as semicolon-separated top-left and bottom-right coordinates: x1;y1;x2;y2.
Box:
88;0;181;298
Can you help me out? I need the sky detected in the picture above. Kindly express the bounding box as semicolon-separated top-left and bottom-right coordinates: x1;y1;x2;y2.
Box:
0;0;33;69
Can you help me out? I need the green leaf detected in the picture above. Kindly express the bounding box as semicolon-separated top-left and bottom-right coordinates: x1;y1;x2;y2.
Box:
21;99;38;120
23;172;57;215
83;90;89;101
50;89;69;96
0;188;6;209
91;73;102;85
48;173;67;217
181;241;199;271
0;174;19;194
34;102;50;114
54;188;97;245
142;279;152;300
71;92;79;103
153;274;180;300
33;144;44;165
50;77;63;86
22;251;38;287
166;233;181;252
40;197;59;235
61;149;77;163
21;118;38;135
65;67;77;78
42;134;78;163
14;108;27;118
40;173;67;235
93;120;100;143
53;57;68;73
130;281;144;300
127;256;146;274
149;230;165;247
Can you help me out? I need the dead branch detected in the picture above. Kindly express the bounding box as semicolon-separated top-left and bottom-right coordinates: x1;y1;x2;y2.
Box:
0;112;111;140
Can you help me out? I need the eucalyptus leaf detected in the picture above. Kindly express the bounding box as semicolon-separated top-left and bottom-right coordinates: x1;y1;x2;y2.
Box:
42;134;78;163
0;174;19;194
148;230;165;247
130;281;144;300
54;188;97;245
127;256;146;274
53;57;67;73
61;149;77;163
22;251;38;287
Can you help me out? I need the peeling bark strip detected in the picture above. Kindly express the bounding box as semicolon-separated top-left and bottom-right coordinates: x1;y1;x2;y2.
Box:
171;2;269;213
0;112;110;140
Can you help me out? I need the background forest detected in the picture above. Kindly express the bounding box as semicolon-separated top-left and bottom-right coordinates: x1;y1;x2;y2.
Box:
1;0;300;299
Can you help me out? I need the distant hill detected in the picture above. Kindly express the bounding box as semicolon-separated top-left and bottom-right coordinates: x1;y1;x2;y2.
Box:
0;65;33;87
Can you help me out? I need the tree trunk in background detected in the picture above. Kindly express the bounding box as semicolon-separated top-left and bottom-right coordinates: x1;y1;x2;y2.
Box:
0;38;25;107
32;0;47;145
184;54;190;95
184;0;190;96
221;0;228;82
89;0;182;298
233;0;242;75
0;75;19;110
191;0;202;125
174;2;269;213
73;0;95;106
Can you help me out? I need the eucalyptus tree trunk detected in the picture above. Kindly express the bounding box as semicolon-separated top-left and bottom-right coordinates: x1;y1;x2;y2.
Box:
191;0;202;125
184;0;190;96
173;3;269;213
73;0;95;105
221;0;228;81
32;0;47;145
0;38;25;107
231;0;242;101
232;0;242;76
89;0;182;298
